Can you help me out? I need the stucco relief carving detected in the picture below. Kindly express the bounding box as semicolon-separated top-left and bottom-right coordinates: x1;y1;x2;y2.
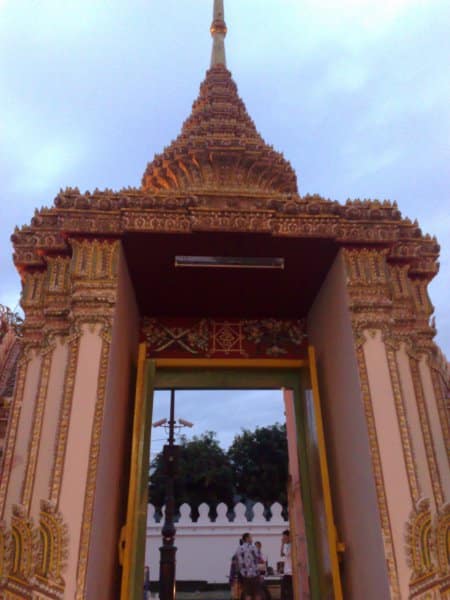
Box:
36;500;69;592
405;499;436;585
0;521;11;587
21;342;56;513
409;358;444;510
355;343;401;598
9;504;38;585
435;504;450;577
0;352;32;515
0;503;69;598
75;333;111;600
384;343;421;505
143;318;307;358
49;333;81;506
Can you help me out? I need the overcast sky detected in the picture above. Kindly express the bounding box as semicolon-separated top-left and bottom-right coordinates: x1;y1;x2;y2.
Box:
150;390;285;457
1;0;448;364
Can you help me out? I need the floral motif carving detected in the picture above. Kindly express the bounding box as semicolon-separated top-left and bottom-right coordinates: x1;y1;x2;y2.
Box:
144;318;210;355
10;504;39;584
0;520;11;586
405;499;436;585
142;318;307;358
242;319;306;356
435;505;450;577
36;500;68;591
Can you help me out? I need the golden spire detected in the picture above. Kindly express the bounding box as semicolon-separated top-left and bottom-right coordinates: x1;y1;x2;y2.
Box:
141;0;298;195
210;0;227;67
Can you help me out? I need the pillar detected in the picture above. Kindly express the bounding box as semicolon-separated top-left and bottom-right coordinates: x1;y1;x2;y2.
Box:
0;238;139;600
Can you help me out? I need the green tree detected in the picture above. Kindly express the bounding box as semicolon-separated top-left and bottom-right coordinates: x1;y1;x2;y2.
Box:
149;431;234;519
227;423;288;508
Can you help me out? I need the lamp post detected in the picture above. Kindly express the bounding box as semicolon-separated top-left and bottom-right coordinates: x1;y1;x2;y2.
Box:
153;390;193;600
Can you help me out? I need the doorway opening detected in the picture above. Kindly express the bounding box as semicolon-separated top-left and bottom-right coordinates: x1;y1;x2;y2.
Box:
120;352;343;600
146;388;290;600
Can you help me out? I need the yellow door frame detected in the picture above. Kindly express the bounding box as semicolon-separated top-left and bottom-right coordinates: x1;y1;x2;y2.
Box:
120;346;343;599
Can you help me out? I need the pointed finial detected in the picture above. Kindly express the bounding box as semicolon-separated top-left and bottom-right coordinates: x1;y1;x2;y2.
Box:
210;0;227;67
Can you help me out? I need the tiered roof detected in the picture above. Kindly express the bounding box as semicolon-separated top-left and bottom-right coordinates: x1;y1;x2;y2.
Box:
142;1;297;194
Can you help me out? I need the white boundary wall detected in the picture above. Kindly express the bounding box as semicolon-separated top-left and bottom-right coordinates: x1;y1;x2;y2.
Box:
145;502;289;583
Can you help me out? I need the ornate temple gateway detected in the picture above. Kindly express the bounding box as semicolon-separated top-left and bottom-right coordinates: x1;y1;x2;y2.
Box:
0;1;449;599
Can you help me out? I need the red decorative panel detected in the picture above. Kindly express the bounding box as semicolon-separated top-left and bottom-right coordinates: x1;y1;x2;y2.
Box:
142;318;307;359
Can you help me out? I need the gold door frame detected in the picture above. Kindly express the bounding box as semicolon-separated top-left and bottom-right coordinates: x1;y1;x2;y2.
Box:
120;347;343;599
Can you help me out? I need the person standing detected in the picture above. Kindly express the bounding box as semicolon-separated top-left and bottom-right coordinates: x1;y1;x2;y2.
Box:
235;533;263;600
229;542;242;600
280;530;293;600
255;541;272;600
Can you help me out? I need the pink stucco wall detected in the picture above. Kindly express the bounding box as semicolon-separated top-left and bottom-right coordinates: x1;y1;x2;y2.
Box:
4;350;42;519
31;338;69;518
418;356;450;504
363;331;412;598
59;324;104;600
396;346;434;508
307;251;390;599
85;248;139;599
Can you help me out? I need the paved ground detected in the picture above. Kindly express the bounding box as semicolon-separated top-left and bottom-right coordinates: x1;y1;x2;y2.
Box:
148;594;230;600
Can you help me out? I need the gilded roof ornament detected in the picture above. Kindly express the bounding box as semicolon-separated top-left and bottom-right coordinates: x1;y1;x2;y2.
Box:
210;0;227;67
142;0;298;195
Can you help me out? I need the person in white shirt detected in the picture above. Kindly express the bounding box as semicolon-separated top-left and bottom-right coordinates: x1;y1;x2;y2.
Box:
280;530;293;600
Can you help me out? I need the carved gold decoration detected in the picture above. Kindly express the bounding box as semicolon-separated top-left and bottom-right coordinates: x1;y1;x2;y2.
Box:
42;256;71;338
36;500;68;591
71;238;118;282
143;318;307;357
0;352;31;518
211;321;244;355
385;344;421;504
9;504;38;584
409;357;444;508
20;271;47;346
142;65;298;194
21;340;55;512
11;184;440;283
356;343;401;597
144;319;209;355
75;330;111;600
49;332;81;506
406;499;436;585
428;360;450;463
0;521;11;586
436;505;450;577
4;21;445;598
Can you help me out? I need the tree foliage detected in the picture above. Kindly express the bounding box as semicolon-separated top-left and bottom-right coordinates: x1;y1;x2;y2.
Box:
228;423;288;507
149;423;288;515
149;431;234;518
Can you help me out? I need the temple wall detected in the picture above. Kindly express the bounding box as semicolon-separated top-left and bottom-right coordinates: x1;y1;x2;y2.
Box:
307;251;390;600
363;331;412;599
3;350;41;520
418;357;450;504
145;502;289;584
30;338;69;518
58;325;104;600
396;345;434;508
85;249;139;600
